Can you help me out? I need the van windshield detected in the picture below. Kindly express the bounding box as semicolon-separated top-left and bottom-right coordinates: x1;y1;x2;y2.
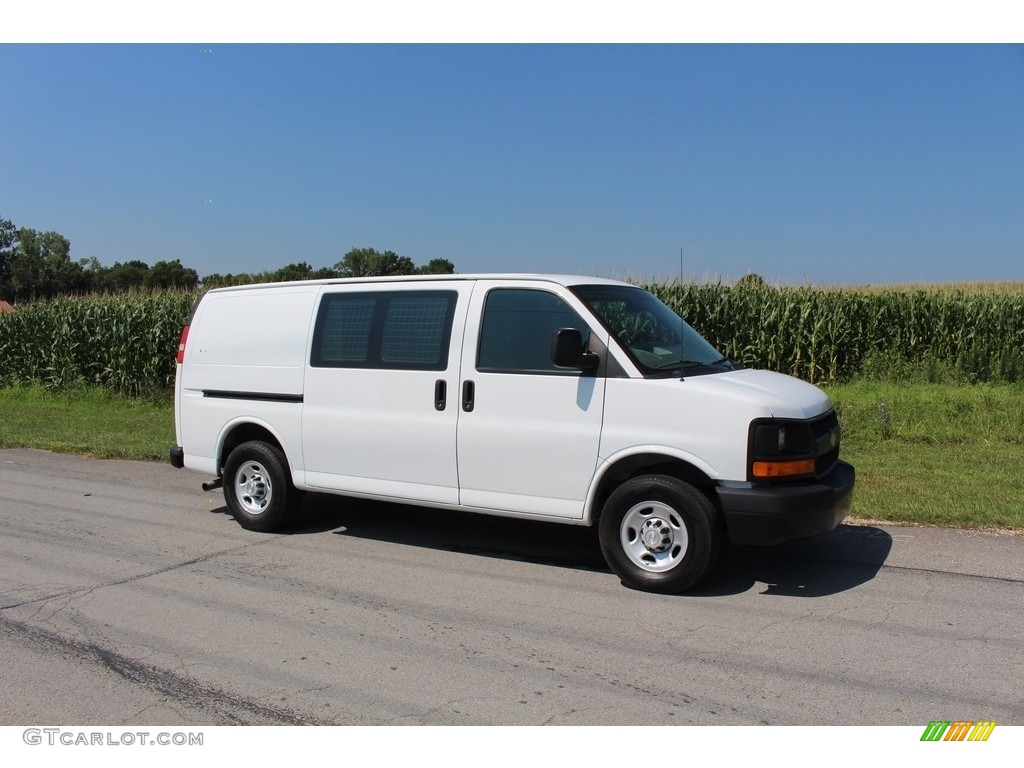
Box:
570;285;739;377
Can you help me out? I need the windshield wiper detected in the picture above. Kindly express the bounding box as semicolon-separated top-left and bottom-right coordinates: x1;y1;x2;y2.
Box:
653;359;708;370
654;356;741;372
711;355;741;367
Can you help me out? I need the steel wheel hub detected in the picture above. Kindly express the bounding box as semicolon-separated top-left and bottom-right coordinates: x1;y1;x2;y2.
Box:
620;500;689;573
235;461;272;515
640;518;672;552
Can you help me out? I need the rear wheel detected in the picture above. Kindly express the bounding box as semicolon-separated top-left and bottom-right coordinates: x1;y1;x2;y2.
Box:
598;475;721;593
223;441;295;532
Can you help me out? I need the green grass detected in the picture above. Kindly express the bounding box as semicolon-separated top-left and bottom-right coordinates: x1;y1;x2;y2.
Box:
0;381;1021;531
825;381;1024;530
0;384;174;461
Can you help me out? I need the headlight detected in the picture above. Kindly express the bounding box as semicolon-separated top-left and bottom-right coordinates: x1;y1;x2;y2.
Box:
749;420;815;481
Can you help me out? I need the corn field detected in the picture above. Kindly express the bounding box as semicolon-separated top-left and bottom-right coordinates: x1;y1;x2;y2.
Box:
1;283;1022;395
0;291;197;396
647;282;1024;384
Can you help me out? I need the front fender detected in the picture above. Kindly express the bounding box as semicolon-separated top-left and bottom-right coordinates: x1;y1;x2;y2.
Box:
582;445;722;525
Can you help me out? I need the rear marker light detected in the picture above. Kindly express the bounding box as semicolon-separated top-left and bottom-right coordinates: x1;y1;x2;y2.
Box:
176;325;190;364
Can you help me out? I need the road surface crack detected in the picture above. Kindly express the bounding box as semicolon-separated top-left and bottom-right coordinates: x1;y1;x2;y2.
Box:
0;614;332;725
0;536;287;612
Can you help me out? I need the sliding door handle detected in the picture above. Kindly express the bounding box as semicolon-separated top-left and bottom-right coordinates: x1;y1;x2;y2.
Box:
462;380;475;412
434;379;447;411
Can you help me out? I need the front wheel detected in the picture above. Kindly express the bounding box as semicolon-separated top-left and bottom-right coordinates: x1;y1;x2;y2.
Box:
223;441;295;532
598;475;721;593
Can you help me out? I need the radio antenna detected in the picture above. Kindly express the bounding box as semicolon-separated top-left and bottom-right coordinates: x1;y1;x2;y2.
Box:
678;247;686;347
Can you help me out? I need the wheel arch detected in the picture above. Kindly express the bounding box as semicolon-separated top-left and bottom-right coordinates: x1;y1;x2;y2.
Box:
216;419;290;478
585;449;719;526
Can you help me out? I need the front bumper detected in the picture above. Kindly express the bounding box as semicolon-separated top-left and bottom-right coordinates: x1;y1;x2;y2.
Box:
715;460;855;546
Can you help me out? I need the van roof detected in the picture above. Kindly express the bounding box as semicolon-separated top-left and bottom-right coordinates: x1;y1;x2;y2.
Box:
201;273;638;294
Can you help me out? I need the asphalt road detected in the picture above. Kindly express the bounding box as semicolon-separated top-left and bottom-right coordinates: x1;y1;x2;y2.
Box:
1;448;1021;726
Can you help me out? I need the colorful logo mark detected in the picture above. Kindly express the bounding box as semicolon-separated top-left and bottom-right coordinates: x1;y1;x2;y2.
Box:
920;721;996;742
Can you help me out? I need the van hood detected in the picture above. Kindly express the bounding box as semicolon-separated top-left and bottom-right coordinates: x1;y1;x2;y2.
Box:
682;368;833;420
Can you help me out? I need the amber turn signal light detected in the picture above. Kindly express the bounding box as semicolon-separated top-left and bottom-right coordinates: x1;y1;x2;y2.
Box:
752;459;815;479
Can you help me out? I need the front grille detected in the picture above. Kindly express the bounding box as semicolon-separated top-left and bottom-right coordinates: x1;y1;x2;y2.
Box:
811;409;841;477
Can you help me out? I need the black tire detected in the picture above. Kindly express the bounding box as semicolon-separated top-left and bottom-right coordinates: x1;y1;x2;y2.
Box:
598;474;721;593
223;441;295;532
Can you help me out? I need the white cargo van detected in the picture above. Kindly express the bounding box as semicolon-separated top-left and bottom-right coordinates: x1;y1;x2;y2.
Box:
171;274;854;593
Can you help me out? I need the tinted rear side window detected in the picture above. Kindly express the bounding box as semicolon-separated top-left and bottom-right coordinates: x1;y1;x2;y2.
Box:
312;290;457;370
317;295;376;364
381;294;453;365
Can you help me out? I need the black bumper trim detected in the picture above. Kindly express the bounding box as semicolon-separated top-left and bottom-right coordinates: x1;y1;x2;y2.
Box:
716;461;855;546
169;445;185;469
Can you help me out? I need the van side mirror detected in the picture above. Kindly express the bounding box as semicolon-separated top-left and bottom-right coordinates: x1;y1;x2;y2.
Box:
551;328;599;371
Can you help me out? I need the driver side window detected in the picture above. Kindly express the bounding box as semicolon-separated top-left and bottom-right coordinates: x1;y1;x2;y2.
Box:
477;289;590;374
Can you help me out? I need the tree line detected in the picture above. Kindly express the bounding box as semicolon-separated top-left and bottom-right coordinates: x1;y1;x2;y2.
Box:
0;215;455;303
200;249;455;289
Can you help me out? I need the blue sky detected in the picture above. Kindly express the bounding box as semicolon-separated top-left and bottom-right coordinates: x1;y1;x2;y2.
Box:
1;43;1022;284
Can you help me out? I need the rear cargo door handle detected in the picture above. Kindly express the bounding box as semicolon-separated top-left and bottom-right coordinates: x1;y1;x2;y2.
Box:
434;379;447;411
462;380;475;412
